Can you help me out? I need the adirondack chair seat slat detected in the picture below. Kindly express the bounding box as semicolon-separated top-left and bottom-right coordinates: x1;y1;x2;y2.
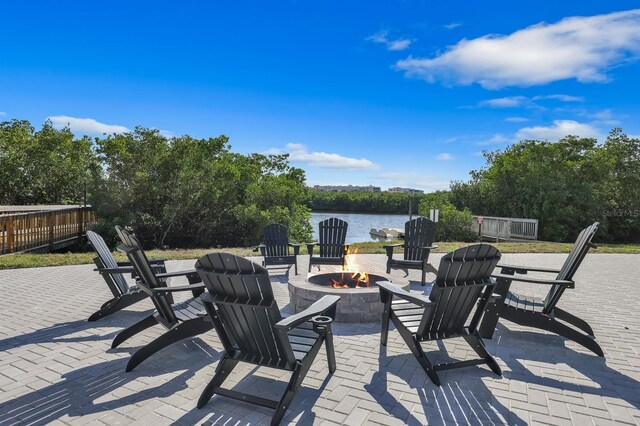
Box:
195;252;339;425
385;217;437;286
479;222;604;357
380;244;503;386
173;298;207;322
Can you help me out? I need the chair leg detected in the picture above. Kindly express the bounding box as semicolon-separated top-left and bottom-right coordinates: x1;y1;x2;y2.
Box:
197;355;239;408
325;327;336;374
89;292;148;322
294;259;298;276
553;308;595;336
125;317;212;372
542;317;604;357
112;314;157;348
463;333;502;376
395;326;440;385
272;365;305;426
421;268;426;286
380;301;391;346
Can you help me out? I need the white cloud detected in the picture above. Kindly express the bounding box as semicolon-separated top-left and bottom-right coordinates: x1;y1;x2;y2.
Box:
367;31;412;51
0;112;5;116
515;120;601;141
505;116;529;122
444;22;462;30
396;9;640;89
436;153;454;161
48;116;129;135
158;129;176;138
270;143;379;170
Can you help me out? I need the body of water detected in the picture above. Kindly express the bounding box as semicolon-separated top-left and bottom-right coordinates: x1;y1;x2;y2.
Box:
310;212;411;243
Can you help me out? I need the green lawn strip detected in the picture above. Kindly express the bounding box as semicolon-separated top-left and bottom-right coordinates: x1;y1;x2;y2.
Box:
1;241;638;270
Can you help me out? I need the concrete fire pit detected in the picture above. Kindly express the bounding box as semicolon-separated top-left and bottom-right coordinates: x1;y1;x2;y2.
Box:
288;272;410;323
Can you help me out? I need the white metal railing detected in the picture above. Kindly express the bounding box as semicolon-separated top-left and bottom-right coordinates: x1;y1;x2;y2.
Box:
471;215;538;241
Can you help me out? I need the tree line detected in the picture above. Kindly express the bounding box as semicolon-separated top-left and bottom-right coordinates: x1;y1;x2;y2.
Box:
0;119;312;248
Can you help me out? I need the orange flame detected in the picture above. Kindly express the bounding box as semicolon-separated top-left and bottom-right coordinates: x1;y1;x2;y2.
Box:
327;247;371;288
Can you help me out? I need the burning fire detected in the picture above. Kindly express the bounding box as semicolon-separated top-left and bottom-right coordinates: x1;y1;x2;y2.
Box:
330;247;370;288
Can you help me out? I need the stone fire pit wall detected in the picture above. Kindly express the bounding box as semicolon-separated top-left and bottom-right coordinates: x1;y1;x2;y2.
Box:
288;274;410;323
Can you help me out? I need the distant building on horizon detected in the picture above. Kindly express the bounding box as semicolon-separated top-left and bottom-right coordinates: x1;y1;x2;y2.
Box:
312;185;381;193
387;187;424;194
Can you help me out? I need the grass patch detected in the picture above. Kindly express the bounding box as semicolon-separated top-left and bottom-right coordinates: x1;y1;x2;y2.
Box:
1;240;638;270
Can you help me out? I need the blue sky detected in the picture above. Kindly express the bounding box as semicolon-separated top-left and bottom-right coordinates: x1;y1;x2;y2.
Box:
1;1;639;191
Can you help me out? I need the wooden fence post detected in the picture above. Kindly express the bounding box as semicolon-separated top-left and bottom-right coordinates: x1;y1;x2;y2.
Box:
6;216;14;253
48;212;55;251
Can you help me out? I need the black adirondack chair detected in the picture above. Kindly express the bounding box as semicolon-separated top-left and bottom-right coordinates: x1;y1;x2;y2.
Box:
379;244;502;386
384;217;438;286
307;217;350;272
253;223;300;275
87;230;168;321
112;226;212;372
195;252;340;426
479;222;603;357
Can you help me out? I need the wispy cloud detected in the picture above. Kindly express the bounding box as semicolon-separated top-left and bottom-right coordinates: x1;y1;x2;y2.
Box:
396;9;640;89
268;143;379;170
532;94;584;102
0;112;6;116
436;153;454;161
478;94;584;109
505;116;529;123
367;31;412;51
477;134;510;146
479;96;530;108
515;120;601;141
49;116;129;135
158;129;176;138
444;22;462;30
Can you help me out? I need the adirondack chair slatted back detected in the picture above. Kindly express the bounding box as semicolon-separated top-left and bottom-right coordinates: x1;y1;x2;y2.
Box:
195;253;297;369
263;224;290;257
115;226;177;325
318;218;348;258
403;217;436;261
87;230;130;295
543;222;598;313
420;244;501;338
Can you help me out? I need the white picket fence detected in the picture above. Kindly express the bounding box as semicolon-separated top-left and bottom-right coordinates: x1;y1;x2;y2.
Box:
471;216;538;241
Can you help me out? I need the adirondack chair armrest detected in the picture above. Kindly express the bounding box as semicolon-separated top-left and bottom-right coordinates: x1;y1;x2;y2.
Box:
422;244;438;250
155;269;202;285
497;263;561;275
306;242;318;255
377;281;432;307
251;244;264;253
491;273;574;288
152;282;205;294
95;266;136;274
116;259;164;266
289;243;301;255
383;244;403;257
276;295;340;332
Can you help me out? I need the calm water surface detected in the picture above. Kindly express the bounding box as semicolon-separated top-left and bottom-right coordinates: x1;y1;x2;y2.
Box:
310;212;411;243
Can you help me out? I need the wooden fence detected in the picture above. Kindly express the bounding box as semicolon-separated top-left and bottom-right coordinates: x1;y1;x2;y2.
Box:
0;206;95;254
471;215;538;241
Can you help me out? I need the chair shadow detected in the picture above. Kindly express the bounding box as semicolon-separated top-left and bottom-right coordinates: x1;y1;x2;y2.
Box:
0;344;213;425
174;365;329;425
0;309;153;352
364;345;525;425
493;325;640;409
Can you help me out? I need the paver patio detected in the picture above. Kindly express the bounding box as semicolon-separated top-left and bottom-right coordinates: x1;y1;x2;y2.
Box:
0;253;639;425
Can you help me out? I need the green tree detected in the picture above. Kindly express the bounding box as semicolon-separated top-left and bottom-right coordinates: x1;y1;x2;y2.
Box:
0;119;93;205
